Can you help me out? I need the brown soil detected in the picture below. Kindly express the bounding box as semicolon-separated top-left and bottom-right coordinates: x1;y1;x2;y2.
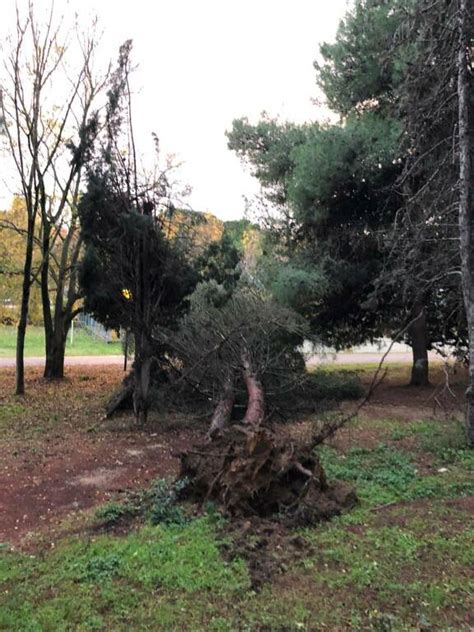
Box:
0;362;468;548
220;517;313;590
0;366;203;546
357;363;466;416
370;494;474;531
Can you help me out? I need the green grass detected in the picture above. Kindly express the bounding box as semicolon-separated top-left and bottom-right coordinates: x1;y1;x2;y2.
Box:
0;325;122;357
298;521;474;629
0;516;250;631
1;406;473;630
320;439;474;509
3;505;471;630
0;402;26;429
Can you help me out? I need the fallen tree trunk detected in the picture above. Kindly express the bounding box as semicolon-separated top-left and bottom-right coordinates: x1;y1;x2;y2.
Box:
208;377;236;439
106;377;134;418
241;351;265;426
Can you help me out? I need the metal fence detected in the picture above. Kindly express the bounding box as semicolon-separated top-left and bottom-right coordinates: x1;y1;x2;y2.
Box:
77;312;114;342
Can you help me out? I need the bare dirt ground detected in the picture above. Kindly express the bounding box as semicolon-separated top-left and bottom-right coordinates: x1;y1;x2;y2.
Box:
0;366;203;546
0;362;467;547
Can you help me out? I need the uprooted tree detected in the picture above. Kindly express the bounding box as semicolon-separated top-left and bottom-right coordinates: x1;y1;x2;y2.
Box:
180;423;357;523
167;282;310;436
166;282;357;522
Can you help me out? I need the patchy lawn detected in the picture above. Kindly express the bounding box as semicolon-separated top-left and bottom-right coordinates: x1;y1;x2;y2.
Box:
0;325;122;357
0;364;473;630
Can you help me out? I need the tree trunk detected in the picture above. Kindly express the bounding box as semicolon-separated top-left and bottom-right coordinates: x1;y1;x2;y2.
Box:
133;332;152;425
408;302;430;386
208;377;235;438
241;351;265;426
41;224;81;379
457;0;474;446
44;324;68;379
15;218;35;396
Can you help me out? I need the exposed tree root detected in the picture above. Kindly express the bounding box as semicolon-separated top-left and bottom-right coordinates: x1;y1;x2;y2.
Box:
208;377;236;439
241;352;265;426
180;425;356;525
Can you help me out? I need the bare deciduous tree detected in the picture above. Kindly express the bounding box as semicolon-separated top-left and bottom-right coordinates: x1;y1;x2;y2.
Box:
0;2;107;391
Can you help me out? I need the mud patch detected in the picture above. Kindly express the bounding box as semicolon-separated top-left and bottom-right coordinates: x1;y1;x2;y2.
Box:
220;518;313;590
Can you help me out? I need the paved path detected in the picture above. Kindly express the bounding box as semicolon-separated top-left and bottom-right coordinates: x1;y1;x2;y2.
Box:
307;351;442;366
0;351;445;369
0;355;125;368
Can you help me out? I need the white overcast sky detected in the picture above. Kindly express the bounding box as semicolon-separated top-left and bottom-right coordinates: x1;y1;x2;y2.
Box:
1;0;349;219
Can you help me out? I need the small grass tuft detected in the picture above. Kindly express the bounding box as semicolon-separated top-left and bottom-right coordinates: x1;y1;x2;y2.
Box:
94;501;138;526
148;477;190;526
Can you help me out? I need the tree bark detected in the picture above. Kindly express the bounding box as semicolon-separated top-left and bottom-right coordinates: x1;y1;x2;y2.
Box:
241;351;265;426
408;302;430;386
457;0;474;446
15;218;35;395
44;322;68;379
208;377;235;438
41;222;82;379
133;331;152;425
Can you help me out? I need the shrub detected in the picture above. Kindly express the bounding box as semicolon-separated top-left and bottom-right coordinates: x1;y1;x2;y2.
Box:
94;501;138;526
77;553;122;582
306;370;364;401
148;477;190;526
94;478;191;530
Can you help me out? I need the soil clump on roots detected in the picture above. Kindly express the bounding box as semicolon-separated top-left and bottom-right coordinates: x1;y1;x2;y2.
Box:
180;425;356;526
180;424;356;588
